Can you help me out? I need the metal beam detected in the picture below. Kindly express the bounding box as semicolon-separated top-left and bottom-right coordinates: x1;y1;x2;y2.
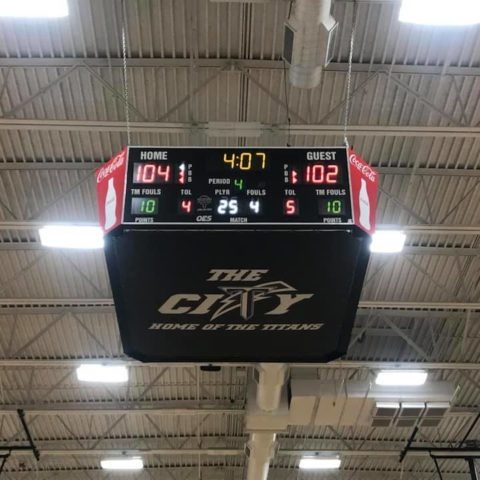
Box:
0;299;478;315
2;448;243;457
402;225;480;236
1;119;480;137
380;167;480;177
0;468;471;480
1;358;480;370
1;222;479;235
0;58;480;77
312;361;480;370
1;161;480;178
359;301;480;310
402;246;480;256
2;447;480;458
0;405;243;415
1;242;478;255
1;404;474;416
0;161;100;171
1;66;78;118
0;299;466;310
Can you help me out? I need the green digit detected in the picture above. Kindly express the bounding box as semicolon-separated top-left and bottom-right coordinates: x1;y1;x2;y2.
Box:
333;200;341;214
146;199;156;213
140;199;147;213
327;201;332;213
234;179;244;190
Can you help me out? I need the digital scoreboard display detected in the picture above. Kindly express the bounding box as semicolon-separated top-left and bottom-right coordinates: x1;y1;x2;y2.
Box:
121;147;357;226
96;146;378;363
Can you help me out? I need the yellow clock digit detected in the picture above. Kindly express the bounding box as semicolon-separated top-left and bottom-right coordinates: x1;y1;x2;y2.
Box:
239;152;252;170
256;152;267;169
223;153;235;169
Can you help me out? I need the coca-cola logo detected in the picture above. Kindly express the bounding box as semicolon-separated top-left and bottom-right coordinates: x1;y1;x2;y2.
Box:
349;153;376;183
96;151;126;183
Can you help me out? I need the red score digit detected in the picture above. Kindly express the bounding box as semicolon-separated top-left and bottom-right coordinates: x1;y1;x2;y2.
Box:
135;163;171;183
305;164;324;184
157;164;171;182
284;198;298;216
180;199;192;214
326;164;338;184
305;164;339;184
136;164;156;183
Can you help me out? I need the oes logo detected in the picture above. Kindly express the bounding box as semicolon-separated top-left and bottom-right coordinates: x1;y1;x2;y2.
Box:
196;215;212;222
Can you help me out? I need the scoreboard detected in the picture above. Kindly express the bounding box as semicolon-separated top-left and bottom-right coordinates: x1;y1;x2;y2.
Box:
96;147;378;363
97;147;376;230
124;147;352;225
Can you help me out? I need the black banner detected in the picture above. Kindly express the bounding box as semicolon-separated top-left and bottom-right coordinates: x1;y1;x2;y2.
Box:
105;228;370;363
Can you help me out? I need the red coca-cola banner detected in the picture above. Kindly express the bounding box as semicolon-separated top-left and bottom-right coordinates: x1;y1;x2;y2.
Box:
348;148;378;235
96;147;128;233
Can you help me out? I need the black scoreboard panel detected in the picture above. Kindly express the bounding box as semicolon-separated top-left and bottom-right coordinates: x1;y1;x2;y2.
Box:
100;146;376;363
123;147;353;225
105;229;370;363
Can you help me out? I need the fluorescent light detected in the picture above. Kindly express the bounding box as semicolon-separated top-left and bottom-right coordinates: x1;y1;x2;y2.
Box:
0;0;69;18
376;401;400;409
76;364;128;384
39;225;104;249
299;458;341;470
399;0;480;26
101;457;143;471
376;370;428;387
370;230;406;253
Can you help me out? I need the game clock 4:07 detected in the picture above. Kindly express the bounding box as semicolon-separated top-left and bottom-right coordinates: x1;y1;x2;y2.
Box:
123;147;353;225
218;152;268;171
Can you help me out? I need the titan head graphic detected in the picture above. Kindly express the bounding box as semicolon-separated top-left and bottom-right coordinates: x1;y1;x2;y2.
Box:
211;281;297;320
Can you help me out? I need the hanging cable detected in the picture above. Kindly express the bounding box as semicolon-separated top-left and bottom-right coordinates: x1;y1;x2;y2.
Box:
282;59;292;147
343;0;358;149
121;0;131;146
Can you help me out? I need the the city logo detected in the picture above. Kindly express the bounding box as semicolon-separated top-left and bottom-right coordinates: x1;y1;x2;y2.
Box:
158;269;314;321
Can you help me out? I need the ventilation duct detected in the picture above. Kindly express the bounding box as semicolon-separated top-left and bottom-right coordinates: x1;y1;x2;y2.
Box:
255;363;288;412
283;0;338;89
246;432;277;480
246;364;288;480
289;379;454;427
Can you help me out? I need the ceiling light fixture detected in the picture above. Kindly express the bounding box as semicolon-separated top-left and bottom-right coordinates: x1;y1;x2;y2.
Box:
399;0;480;26
375;401;401;412
76;364;128;384
101;457;144;471
370;230;406;253
299;457;341;470
0;0;69;18
39;225;104;249
375;370;428;387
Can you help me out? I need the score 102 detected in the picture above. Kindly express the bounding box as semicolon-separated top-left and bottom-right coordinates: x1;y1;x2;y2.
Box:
286;164;340;185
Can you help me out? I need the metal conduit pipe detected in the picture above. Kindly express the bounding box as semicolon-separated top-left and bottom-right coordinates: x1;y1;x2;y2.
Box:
246;364;287;480
285;0;337;89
